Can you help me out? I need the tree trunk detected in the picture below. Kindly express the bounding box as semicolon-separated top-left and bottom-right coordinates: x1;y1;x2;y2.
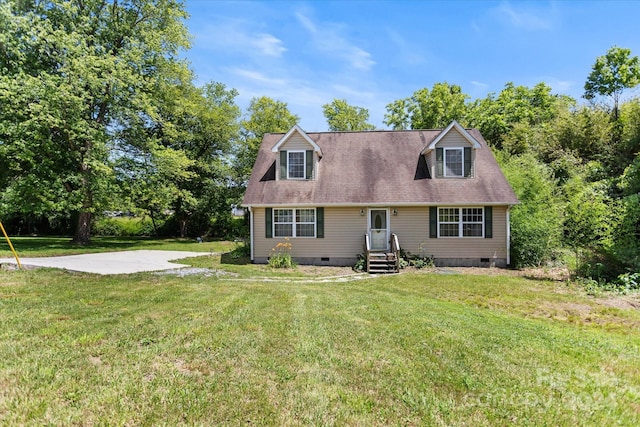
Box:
179;218;187;238
73;211;92;245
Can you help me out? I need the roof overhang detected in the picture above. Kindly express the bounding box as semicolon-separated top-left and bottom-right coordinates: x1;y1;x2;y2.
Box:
421;120;482;154
271;124;323;158
243;202;517;208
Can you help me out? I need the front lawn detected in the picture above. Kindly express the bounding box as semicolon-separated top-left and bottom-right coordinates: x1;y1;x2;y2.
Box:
0;263;639;425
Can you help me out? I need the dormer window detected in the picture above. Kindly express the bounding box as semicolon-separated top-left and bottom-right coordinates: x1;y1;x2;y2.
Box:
444;148;463;177
287;151;306;179
421;120;481;179
271;124;323;181
436;147;472;178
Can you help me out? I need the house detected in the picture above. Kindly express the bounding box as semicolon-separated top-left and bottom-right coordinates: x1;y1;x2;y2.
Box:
242;121;519;272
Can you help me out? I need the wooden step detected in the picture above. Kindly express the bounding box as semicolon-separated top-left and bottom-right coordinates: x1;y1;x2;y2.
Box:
367;256;398;274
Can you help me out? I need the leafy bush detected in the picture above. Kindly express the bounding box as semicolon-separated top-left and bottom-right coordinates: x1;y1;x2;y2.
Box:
228;240;251;259
500;153;564;268
616;272;640;292
409;255;434;269
353;254;366;272
400;249;434;269
268;238;295;269
93;217;158;237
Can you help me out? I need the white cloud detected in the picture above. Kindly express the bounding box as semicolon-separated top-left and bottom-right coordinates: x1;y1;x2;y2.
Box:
253;33;286;57
295;11;376;71
386;28;426;65
491;1;554;30
540;77;574;94
231;68;287;86
471;81;490;91
197;20;286;58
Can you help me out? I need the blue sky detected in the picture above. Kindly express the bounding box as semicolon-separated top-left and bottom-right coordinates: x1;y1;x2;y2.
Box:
184;0;640;131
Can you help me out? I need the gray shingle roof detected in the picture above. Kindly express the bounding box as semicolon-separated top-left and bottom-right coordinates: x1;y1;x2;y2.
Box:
242;128;519;207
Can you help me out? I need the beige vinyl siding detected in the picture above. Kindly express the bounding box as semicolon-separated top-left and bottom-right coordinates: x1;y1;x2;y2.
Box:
280;134;313;151
435;128;473;147
253;205;509;263
277;134;318;180
390;205;508;260
253;207;367;259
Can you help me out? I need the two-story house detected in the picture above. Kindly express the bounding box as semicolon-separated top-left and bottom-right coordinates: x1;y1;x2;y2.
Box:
242;121;519;272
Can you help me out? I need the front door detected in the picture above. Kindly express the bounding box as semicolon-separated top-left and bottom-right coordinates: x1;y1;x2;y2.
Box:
369;209;389;250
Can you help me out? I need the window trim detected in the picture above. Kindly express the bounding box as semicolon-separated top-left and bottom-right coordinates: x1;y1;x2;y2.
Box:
443;147;464;178
287;150;306;180
273;208;316;238
437;207;484;238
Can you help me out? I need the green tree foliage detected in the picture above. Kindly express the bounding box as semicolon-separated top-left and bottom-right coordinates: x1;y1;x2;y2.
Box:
383;82;468;130
108;79;241;239
499;153;563;268
563;175;614;250
584;46;640;120
322;99;375;131
467;82;568;149
234;97;299;186
0;0;191;244
155;81;241;237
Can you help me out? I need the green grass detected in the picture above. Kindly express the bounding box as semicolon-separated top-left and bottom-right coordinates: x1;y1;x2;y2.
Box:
0;236;235;258
1;262;639;425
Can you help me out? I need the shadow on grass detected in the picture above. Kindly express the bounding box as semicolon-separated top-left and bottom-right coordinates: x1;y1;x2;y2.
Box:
220;253;251;266
3;236;202;257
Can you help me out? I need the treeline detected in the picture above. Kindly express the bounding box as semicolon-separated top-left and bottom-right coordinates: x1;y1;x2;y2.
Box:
0;1;298;243
377;46;640;284
0;1;638;284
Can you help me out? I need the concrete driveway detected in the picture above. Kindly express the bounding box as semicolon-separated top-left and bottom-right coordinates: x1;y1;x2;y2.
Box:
0;250;210;275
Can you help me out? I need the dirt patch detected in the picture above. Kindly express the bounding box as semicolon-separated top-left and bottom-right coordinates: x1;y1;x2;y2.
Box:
597;296;640;310
296;265;357;276
444;266;571;281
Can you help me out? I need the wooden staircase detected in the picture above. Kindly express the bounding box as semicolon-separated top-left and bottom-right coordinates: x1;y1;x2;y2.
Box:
365;234;400;274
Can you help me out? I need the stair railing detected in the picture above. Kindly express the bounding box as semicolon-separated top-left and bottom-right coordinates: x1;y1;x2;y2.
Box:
364;234;371;272
390;233;400;272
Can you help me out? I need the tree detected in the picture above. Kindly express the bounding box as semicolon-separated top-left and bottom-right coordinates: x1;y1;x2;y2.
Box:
234;97;299;186
466;82;568;148
584;46;640;120
383;82;469;130
499;152;564;267
322;99;375;131
383;98;412;130
0;0;192;244
116;80;241;237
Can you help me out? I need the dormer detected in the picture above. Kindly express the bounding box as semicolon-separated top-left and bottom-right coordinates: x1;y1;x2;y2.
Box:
421;120;481;179
271;125;323;180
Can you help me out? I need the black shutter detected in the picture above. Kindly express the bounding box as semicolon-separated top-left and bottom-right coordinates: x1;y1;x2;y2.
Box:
305;150;313;179
316;207;324;238
265;208;273;238
429;207;438;238
436;148;443;177
280;151;287;180
484;206;492;238
464;147;472;177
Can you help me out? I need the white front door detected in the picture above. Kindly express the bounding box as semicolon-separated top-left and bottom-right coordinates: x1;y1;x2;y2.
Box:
369;209;389;250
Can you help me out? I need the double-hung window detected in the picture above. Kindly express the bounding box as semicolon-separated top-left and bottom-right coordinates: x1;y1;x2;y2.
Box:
438;207;483;237
436;146;471;178
287;151;305;179
444;148;463;177
273;208;316;237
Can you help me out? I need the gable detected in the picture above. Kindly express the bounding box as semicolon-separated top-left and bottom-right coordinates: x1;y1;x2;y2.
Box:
422;120;481;153
279;133;316;151
432;128;474;148
271;124;322;157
